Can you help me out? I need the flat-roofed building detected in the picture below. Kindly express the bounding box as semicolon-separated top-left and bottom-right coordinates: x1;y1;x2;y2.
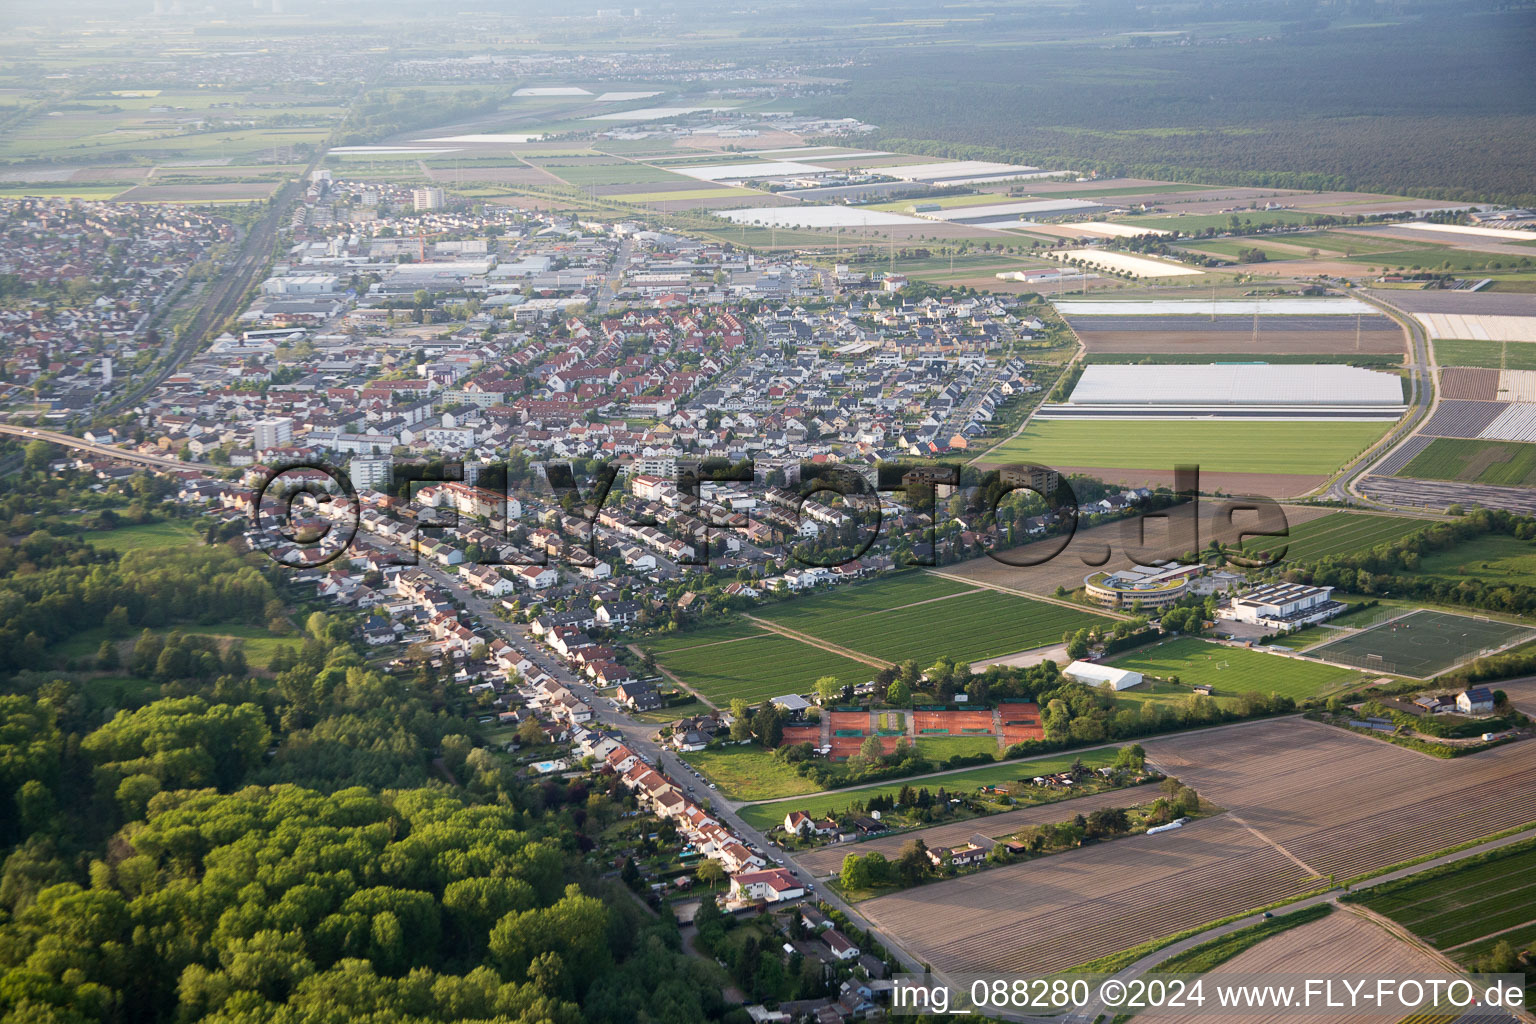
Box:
1220;582;1342;628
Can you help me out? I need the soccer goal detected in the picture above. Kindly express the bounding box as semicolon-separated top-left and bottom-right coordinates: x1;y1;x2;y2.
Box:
1474;615;1491;622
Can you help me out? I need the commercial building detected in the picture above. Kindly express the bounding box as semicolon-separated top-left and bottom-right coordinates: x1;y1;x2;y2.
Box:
1083;563;1201;610
1220;582;1342;628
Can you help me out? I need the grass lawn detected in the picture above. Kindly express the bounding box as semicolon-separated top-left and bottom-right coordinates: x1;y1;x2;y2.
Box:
985;420;1391;476
914;735;1000;760
1400;437;1536;488
1107;636;1363;700
77;675;161;703
680;746;823;801
1433;338;1536;371
735;747;1124;830
633;697;712;724
652;632;875;705
80;519;202;552
1415;533;1536;585
52;622;299;669
1238;510;1430;564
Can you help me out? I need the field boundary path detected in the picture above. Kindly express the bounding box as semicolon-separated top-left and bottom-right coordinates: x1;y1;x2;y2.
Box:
625;642;717;709
925;567;1133;621
743;614;894;670
1228;811;1325;878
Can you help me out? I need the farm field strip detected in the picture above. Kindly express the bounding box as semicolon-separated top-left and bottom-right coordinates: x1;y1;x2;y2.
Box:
1399;437;1536;488
1148;911;1446;1024
985;420;1393;476
1237;510;1430;562
766;590;1111;665
861;816;1318;975
865;720;1536;977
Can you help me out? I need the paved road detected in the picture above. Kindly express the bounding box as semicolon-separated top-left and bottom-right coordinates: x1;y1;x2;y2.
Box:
1322;290;1435;506
0;424;194;471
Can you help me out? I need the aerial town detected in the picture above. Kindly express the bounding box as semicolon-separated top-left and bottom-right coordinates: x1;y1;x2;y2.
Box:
2;3;1535;1023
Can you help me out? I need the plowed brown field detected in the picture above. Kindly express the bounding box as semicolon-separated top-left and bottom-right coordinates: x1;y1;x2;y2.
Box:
860;719;1536;975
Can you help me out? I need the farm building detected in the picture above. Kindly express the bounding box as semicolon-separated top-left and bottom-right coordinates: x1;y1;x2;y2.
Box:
1220;583;1342;629
1457;687;1496;714
1064;660;1143;690
1038;364;1407;420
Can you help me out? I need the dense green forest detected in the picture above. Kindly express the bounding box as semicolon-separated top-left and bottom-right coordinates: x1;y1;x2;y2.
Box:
0;463;738;1024
812;9;1536;206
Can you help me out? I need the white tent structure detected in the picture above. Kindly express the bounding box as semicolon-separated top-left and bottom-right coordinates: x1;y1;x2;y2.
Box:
1064;660;1143;691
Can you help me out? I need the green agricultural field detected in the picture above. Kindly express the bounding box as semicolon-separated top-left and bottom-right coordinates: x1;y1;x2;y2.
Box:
766;590;1112;666
1433;338;1536;371
1120;210;1320;232
755;573;975;629
1238;510;1430;564
81;520;202;552
1106;636;1363;700
1281;230;1429;256
1353;841;1536;952
1179;238;1311;262
1400;438;1536;488
641;620;765;653
679;746;823;801
1414;533;1536;585
985;420;1391;476
1345;248;1531;272
735;747;1123;830
651;632;875;705
607;187;755;202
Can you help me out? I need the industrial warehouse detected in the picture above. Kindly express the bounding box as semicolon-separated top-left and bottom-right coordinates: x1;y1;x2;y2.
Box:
1038;363;1409;420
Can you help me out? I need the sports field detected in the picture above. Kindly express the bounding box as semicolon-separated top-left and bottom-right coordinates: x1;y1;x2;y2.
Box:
1236;510;1429;564
650;632;873;705
1305;609;1536;677
985;420;1392;476
1433;338;1536;371
1399;437;1536;487
760;589;1111;666
1353;840;1536;952
1106;636;1363;700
